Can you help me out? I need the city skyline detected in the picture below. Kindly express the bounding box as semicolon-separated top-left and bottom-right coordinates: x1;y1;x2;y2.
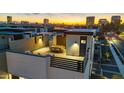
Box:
0;13;124;79
0;13;124;24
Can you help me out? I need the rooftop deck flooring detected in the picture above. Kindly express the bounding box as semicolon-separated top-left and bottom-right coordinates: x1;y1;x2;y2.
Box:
33;47;84;61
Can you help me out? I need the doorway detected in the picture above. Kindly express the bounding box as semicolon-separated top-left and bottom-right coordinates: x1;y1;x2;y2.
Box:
80;36;87;56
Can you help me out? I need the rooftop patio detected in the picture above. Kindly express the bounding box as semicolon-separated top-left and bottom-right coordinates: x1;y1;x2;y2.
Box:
32;46;84;61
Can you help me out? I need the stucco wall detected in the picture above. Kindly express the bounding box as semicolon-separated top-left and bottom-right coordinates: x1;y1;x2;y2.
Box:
6;51;84;79
66;35;93;57
9;36;44;52
48;67;83;79
83;36;94;79
66;35;80;56
6;52;50;79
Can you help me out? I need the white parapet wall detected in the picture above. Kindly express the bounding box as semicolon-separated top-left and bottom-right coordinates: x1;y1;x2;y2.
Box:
48;67;83;79
6;51;84;79
83;36;95;79
9;36;44;52
6;51;50;79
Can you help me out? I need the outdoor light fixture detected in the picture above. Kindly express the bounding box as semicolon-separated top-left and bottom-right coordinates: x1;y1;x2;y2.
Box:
38;37;42;43
81;40;86;44
39;37;42;39
74;41;77;44
39;38;41;40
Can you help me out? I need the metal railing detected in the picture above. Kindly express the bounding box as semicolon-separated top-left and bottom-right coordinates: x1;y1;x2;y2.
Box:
99;43;103;75
111;44;124;64
50;56;84;73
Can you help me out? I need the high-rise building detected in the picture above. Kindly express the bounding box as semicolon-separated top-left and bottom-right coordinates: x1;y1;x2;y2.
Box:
7;16;12;23
111;16;121;33
98;19;110;33
86;16;95;28
99;19;109;25
43;18;49;25
111;16;121;25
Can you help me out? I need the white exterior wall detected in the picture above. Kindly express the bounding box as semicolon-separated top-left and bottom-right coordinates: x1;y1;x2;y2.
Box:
48;67;83;79
6;52;84;79
83;60;91;79
66;35;80;56
83;36;94;79
6;52;50;79
66;35;93;56
9;36;44;52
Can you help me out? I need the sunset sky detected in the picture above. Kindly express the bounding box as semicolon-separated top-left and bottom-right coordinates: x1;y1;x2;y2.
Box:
0;13;124;24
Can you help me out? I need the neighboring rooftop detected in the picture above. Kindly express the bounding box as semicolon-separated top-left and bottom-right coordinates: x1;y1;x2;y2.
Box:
0;27;35;32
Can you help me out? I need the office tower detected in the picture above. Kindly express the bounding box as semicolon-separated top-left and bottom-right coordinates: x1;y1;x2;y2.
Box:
86;16;95;28
43;18;49;25
98;19;110;33
111;16;121;25
99;19;109;25
111;16;121;33
7;16;12;23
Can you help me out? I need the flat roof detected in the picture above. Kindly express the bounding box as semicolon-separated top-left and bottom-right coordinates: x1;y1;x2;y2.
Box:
52;28;98;35
53;28;99;32
0;31;31;35
67;28;97;32
0;27;34;32
0;24;44;28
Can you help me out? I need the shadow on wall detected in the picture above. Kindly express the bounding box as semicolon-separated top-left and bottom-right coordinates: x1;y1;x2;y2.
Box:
9;36;44;52
0;52;7;72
